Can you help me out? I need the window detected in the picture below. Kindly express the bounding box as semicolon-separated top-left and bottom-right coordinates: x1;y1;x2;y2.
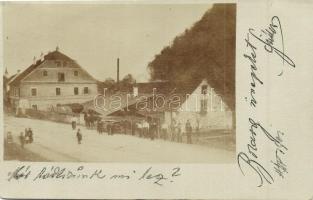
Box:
74;87;79;95
84;87;89;94
13;87;19;97
58;73;65;82
200;99;208;114
63;61;67;67
43;70;48;76
55;61;61;67
201;85;208;95
31;88;37;96
56;88;61;96
74;70;78;76
32;105;38;110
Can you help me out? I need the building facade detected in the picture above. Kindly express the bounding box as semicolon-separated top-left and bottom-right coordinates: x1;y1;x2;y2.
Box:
8;48;98;111
164;79;233;130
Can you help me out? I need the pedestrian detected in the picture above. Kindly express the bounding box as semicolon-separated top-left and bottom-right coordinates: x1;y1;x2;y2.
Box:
185;120;192;144
137;122;143;137
176;122;183;143
107;122;112;135
28;128;34;143
76;129;82;144
19;132;25;148
84;112;88;128
161;122;168;140
142;120;149;138
24;128;29;144
170;122;176;141
150;120;157;140
71;115;77;130
97;119;101;134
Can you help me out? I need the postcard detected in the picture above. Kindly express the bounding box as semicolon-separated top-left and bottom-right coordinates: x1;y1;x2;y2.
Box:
0;0;312;199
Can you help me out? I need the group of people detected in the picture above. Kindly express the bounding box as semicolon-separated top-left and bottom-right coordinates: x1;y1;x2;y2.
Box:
71;114;197;145
136;120;158;140
160;119;193;144
19;128;34;148
83;112;99;129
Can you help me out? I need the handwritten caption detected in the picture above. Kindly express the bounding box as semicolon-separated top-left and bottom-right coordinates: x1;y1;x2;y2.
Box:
238;16;295;187
7;165;182;186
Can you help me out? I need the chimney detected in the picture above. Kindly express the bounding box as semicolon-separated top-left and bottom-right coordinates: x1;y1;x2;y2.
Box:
117;58;120;84
4;68;9;78
40;52;44;61
33;56;36;65
103;88;107;97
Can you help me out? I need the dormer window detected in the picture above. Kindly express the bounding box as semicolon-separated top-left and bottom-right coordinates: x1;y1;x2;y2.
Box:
201;85;208;95
43;70;48;76
74;71;78;76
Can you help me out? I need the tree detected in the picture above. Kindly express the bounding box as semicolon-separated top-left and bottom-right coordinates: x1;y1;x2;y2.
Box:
147;4;236;113
121;74;136;85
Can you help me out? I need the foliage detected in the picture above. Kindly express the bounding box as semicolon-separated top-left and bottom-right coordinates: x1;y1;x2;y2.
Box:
147;4;236;110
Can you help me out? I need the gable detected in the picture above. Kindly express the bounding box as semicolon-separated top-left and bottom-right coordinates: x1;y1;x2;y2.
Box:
9;50;97;85
22;61;97;83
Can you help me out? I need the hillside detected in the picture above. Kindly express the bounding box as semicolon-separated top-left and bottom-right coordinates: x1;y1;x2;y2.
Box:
147;4;236;111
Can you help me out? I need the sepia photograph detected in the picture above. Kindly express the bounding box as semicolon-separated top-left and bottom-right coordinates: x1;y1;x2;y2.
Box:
3;3;236;163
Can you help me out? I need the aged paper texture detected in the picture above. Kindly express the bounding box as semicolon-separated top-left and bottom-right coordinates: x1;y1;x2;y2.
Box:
0;0;312;199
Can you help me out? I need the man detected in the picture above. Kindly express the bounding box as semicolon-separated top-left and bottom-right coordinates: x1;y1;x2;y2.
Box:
176;122;183;143
76;129;82;144
185;120;192;144
150;120;157;140
142;120;149;138
19;132;25;148
84;112;88;128
28;128;34;143
161;122;168;140
137;122;143;137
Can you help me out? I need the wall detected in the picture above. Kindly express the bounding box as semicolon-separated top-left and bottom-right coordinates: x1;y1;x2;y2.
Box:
19;82;97;110
165;79;233;130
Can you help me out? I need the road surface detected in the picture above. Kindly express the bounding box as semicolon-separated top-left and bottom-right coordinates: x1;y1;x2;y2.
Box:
4;115;235;163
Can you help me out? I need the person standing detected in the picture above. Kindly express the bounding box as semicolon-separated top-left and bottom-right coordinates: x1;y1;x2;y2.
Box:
19;132;25;148
161;122;168;140
176;122;183;143
28;128;34;143
76;129;82;144
150;120;157;140
185;120;192;144
170;122;176;141
97;119;101;134
71;115;77;130
137;122;143;137
24;128;29;144
84;112;88;128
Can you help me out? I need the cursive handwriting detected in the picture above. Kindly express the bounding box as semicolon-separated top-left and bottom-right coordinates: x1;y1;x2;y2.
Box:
244;33;263;108
240;15;292;187
249;16;295;76
238;118;288;187
7;166;182;187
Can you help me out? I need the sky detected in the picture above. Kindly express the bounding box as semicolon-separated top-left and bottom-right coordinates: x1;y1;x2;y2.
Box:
3;3;211;82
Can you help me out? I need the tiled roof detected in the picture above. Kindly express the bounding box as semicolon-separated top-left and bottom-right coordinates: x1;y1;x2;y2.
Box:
8;60;44;86
8;49;93;86
44;50;74;61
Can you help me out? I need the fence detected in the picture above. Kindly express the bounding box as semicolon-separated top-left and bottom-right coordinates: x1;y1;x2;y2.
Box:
24;108;78;124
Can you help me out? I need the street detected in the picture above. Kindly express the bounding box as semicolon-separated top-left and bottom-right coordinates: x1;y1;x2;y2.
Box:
4;115;235;163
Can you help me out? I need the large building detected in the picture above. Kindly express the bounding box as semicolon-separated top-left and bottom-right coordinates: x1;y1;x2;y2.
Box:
8;47;98;111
